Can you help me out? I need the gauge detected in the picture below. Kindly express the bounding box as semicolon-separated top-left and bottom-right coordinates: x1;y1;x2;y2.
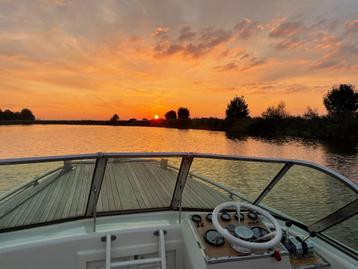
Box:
251;226;269;242
248;210;258;220
225;224;237;234
191;214;202;223
206;213;212;222
234;226;254;240
235;212;245;221
204;229;225;246
221;212;231;221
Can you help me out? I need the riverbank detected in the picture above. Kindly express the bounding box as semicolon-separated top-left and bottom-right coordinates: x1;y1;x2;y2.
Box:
0;116;357;142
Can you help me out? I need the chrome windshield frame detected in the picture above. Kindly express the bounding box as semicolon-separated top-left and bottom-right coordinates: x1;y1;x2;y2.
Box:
0;152;357;234
1;151;355;190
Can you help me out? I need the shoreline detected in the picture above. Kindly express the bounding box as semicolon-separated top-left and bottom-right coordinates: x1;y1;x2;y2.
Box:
0;117;357;142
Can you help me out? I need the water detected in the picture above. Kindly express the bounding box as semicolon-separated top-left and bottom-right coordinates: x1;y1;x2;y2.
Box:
0;125;357;182
0;125;357;250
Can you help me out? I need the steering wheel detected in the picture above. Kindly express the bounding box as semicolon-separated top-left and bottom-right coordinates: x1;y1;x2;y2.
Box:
212;201;282;251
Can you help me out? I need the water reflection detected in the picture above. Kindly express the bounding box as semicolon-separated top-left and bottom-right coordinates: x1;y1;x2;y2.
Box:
225;131;358;182
0;125;357;182
320;140;358;156
227;132;358;155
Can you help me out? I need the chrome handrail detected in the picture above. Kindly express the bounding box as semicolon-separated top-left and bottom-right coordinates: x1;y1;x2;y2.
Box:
0;152;356;192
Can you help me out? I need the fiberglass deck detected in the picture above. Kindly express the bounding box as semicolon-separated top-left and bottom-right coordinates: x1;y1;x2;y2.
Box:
0;160;230;229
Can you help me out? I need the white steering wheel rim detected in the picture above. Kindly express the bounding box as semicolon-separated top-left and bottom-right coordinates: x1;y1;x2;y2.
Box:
212;201;282;250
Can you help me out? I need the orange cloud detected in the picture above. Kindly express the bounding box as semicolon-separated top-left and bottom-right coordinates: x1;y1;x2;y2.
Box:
269;21;304;38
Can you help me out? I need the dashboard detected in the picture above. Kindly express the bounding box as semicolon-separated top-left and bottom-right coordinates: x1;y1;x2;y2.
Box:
189;211;330;269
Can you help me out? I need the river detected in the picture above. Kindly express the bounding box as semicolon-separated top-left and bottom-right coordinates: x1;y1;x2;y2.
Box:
0;125;356;181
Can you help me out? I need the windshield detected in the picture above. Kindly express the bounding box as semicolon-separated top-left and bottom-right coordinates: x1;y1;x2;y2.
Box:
0;153;356;253
259;164;357;224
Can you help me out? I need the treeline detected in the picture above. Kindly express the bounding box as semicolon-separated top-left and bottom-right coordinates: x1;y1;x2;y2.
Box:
0;108;35;121
2;84;357;141
158;84;358;141
159;114;357;141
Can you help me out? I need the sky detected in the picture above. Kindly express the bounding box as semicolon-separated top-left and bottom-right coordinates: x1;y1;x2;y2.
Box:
0;0;357;120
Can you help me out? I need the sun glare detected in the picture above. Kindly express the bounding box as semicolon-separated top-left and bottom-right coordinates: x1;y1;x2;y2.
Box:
154;115;159;120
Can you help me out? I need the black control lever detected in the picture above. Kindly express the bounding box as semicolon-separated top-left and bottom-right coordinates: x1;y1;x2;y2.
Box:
302;231;316;243
284;221;292;243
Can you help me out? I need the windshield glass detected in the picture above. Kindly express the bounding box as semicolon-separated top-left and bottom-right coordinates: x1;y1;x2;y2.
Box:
0;159;95;230
323;214;358;252
96;157;180;212
259;164;357;225
0;153;356;256
182;157;284;207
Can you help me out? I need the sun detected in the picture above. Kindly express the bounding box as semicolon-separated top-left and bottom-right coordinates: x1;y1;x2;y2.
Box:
154;114;159;120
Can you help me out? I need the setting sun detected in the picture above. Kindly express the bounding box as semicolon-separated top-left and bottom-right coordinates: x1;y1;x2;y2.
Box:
154;115;159;120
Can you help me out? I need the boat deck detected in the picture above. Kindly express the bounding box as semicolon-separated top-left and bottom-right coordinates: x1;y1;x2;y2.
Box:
0;160;230;229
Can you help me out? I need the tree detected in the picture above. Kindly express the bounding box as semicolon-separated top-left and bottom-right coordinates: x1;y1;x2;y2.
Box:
2;109;15;120
0;108;35;121
225;96;249;119
323;84;358;116
110;114;119;123
177;107;190;119
165;110;177;120
20;108;35;120
303;106;319;119
262;101;289;119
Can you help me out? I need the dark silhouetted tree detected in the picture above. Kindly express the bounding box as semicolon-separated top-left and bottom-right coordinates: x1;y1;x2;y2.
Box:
2;109;15;120
303;106;319;119
178;107;190;119
323;84;358;116
165;110;177;120
225;96;249;119
262;102;289;119
20;108;35;120
110;114;119;123
0;108;35;121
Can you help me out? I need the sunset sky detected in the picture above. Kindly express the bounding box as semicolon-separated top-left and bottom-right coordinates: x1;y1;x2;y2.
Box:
0;0;357;120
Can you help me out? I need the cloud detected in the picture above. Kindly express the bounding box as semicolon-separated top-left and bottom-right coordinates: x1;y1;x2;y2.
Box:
153;26;233;58
216;52;267;72
267;17;358;72
234;18;263;39
217;62;237;72
249;83;318;95
152;26;169;37
344;19;358;35
208;82;326;96
178;26;196;41
309;19;358;71
152;19;266;59
313;32;340;50
269;21;304;38
275;37;304;50
49;0;69;6
311;59;342;70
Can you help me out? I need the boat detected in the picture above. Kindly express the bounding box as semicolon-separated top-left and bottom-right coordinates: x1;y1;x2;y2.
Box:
0;152;356;269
